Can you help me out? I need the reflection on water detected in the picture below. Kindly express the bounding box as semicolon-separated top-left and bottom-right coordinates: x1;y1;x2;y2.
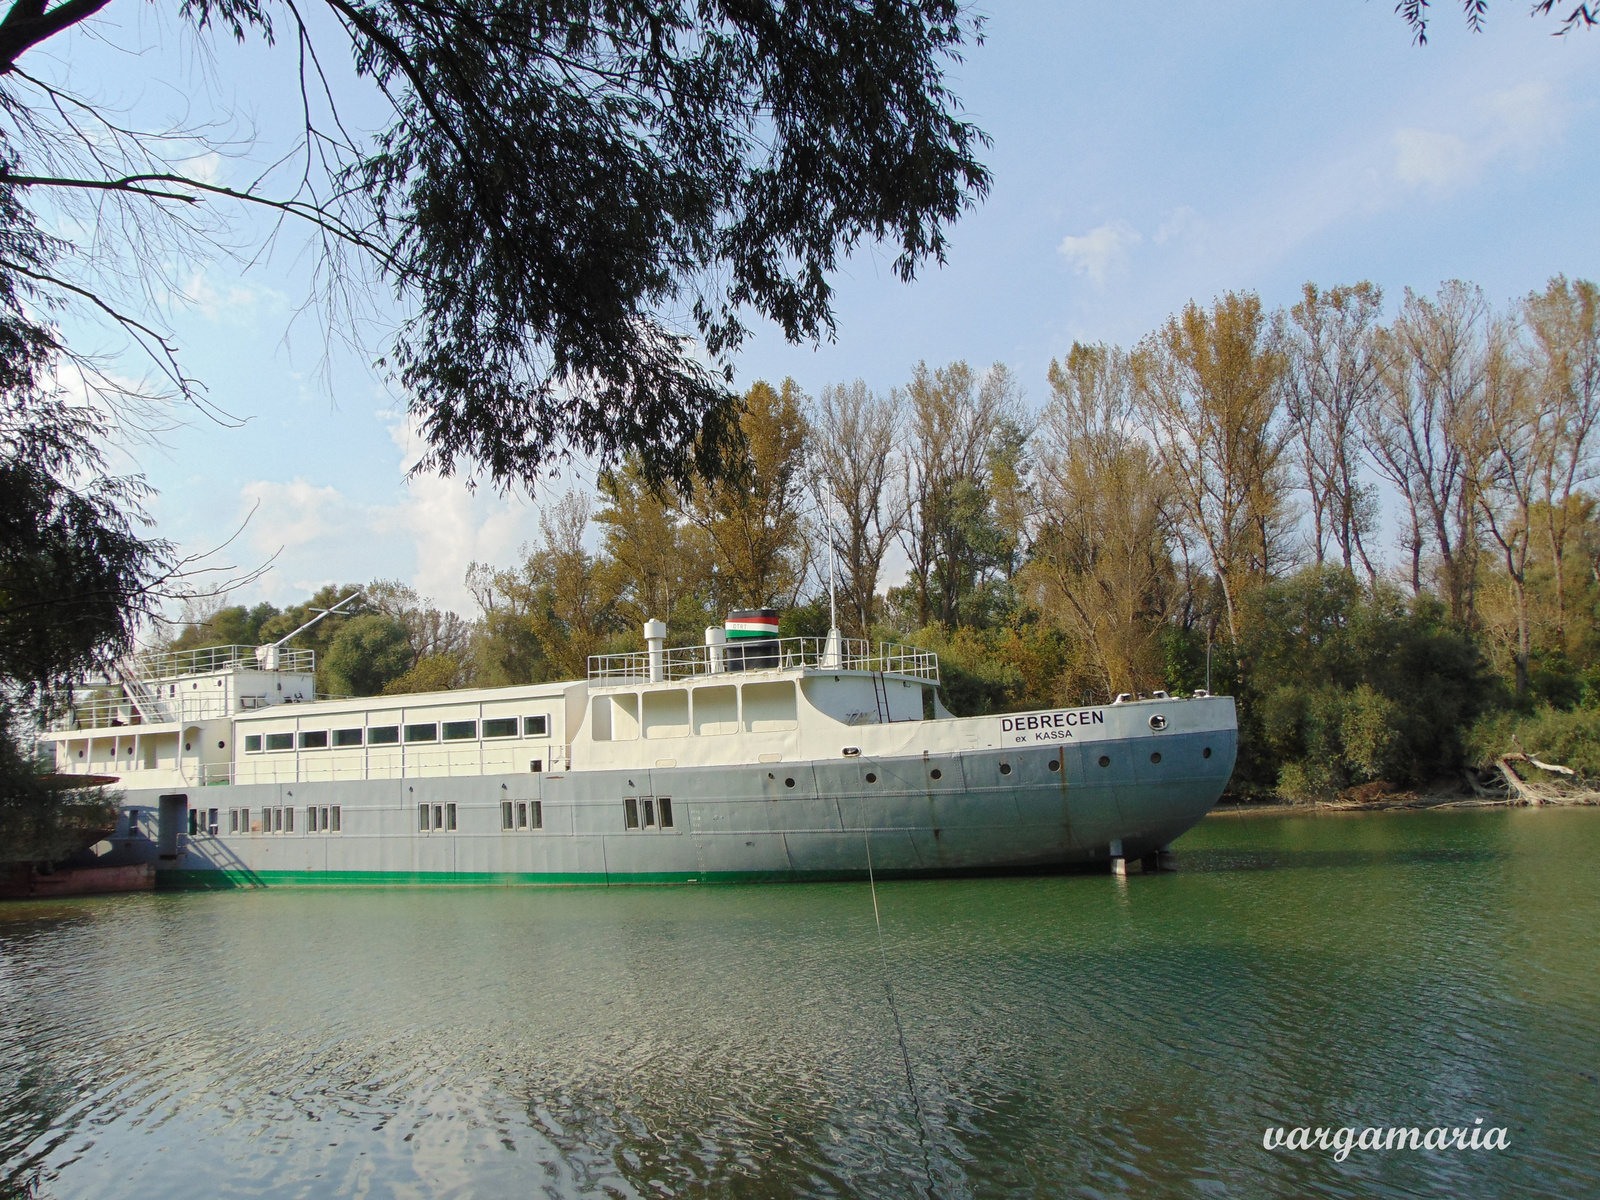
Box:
1;809;1596;1198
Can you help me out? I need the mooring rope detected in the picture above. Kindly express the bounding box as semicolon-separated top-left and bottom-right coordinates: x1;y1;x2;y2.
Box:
864;832;937;1196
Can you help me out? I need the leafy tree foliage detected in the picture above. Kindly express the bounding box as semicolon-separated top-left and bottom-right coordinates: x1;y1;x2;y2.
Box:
0;0;989;490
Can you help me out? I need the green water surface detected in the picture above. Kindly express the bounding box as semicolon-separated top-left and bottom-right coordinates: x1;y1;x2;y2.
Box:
0;808;1596;1198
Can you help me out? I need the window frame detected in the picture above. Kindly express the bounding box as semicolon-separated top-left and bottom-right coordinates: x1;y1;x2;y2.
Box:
442;720;477;741
243;734;262;753
483;717;518;739
298;730;329;750
264;732;293;752
404;723;438;743
333;728;364;747
368;725;400;745
523;715;548;737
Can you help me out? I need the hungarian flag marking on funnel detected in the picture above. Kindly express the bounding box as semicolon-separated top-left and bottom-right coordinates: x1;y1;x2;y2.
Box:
725;612;780;640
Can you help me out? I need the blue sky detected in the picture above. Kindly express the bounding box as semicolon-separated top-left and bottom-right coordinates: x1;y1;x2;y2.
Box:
47;0;1600;613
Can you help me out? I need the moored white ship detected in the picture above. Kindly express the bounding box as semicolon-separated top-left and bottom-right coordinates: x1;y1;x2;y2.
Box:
41;613;1238;886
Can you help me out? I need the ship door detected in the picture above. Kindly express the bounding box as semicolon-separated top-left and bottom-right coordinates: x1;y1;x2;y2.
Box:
157;793;188;860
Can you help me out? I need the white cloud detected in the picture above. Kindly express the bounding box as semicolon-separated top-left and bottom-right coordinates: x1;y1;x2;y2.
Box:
235;414;540;613
1153;206;1201;245
1057;218;1142;284
240;478;352;554
1393;80;1560;191
179;270;283;324
1393;129;1476;188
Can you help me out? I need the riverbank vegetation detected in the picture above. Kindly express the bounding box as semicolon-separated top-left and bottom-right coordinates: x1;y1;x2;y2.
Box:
163;275;1600;801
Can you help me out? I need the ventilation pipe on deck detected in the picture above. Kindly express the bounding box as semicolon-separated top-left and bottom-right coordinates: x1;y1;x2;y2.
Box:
705;626;726;674
644;619;667;682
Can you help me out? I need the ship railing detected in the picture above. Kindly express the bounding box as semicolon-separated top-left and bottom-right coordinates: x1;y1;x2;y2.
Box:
588;636;939;684
48;692;234;732
129;644;316;680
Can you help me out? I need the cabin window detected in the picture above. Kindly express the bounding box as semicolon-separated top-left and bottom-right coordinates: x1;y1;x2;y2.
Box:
692;685;738;736
530;759;543;773
419;803;430;831
299;730;328;750
483;717;518;738
284;806;294;833
517;801;528;829
333;728;363;747
265;732;293;751
524;715;548;737
244;735;262;753
530;800;543;830
657;798;673;828
742;681;798;732
188;809;198;835
369;726;400;745
274;807;284;832
432;804;444;830
443;720;477;741
405;723;438;743
642;798;656;827
642;690;689;739
444;804;455;831
332;806;341;832
623;797;639;829
501;801;514;830
229;808;238;833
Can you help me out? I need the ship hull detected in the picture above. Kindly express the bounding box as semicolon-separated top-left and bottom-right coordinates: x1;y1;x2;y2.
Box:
100;729;1238;888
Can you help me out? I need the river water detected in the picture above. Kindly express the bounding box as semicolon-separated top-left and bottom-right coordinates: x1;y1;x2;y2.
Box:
0;809;1595;1199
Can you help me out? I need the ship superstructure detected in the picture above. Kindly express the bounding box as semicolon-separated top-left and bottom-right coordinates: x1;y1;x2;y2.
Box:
41;613;1238;885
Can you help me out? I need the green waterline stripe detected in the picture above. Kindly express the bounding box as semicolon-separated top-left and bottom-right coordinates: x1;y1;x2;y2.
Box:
154;862;1099;890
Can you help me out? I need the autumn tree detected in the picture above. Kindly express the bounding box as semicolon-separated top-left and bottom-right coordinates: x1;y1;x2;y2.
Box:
900;360;1020;627
471;493;622;683
1471;317;1539;694
1284;282;1384;580
595;460;715;639
1131;292;1291;645
1364;282;1489;623
1027;343;1175;698
811;380;902;637
688;379;812;611
1523;276;1600;645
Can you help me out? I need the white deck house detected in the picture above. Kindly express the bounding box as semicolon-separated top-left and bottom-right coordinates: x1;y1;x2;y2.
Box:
44;628;946;790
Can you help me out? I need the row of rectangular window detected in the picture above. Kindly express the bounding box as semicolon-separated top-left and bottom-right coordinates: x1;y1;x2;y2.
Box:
244;715;548;753
419;803;457;832
223;806;341;833
623;796;673;830
500;800;544;830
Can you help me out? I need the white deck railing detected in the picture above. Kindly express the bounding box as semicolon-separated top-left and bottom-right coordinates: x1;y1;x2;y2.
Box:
131;644;315;679
588;636;939;684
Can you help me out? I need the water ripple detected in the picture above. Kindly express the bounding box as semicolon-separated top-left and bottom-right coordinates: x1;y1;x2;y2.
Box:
0;808;1595;1198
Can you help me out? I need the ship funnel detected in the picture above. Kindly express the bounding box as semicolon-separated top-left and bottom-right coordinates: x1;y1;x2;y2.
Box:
644;619;667;682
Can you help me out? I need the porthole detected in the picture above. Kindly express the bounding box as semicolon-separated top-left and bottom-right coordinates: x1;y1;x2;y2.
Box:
77;750;84;758
865;772;878;784
184;742;191;751
218;741;226;749
930;768;942;781
1150;752;1162;764
784;777;795;788
1203;747;1212;759
1048;759;1060;772
999;762;1012;776
1149;714;1167;731
1098;755;1111;768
